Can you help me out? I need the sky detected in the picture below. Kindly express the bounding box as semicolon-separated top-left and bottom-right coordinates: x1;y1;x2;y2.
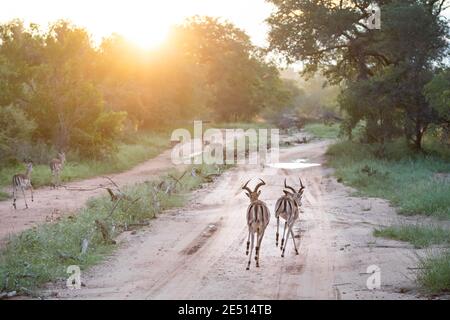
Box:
0;0;276;49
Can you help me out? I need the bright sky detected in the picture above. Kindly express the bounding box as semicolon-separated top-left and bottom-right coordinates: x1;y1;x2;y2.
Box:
0;0;275;49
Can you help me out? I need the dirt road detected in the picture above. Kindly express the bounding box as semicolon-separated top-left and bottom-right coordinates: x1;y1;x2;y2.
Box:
49;139;426;300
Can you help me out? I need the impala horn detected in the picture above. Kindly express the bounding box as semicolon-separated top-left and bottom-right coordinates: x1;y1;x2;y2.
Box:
299;177;305;192
284;178;296;193
254;179;266;193
242;180;252;194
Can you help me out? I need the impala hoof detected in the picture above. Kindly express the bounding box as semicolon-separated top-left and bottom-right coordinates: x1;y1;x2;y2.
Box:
246;266;250;271
295;250;299;255
281;254;284;258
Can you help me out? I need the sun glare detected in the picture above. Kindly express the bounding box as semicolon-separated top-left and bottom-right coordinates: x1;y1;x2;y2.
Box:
119;25;170;50
0;0;274;49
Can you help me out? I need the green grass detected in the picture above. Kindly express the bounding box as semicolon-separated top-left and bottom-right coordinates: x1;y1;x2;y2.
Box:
327;140;450;218
0;191;9;201
417;251;450;294
304;123;341;139
0;163;228;295
211;121;273;130
0;131;169;190
374;224;450;248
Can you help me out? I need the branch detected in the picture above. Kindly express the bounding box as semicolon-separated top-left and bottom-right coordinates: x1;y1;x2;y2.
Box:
304;44;349;57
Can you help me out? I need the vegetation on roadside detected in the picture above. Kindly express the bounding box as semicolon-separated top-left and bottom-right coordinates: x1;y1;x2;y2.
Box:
0;191;9;201
0;131;169;190
303;123;340;139
333;138;450;294
417;251;450;294
374;224;450;249
375;224;450;294
211;122;273;130
326;139;450;218
0;163;228;295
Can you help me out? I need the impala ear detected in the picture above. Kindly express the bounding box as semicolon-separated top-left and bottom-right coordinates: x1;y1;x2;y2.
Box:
245;192;250;198
257;190;261;196
283;190;293;196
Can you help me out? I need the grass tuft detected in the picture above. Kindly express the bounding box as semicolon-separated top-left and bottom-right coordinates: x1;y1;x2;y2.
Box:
374;224;450;248
417;251;450;294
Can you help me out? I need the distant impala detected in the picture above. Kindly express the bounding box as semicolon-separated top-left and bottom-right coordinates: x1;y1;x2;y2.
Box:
12;161;34;209
50;151;66;188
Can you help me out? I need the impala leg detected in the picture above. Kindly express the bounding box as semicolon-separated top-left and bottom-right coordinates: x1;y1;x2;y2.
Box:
256;228;266;268
58;172;62;187
280;221;288;251
30;185;34;202
282;223;292;258
276;217;279;247
12;186;17;210
21;187;28;209
246;230;251;255
255;228;260;263
290;228;299;255
246;232;254;270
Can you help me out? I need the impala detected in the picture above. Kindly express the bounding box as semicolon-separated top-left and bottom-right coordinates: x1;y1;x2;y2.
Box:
50;151;66;188
12;161;34;209
242;178;270;270
274;178;305;257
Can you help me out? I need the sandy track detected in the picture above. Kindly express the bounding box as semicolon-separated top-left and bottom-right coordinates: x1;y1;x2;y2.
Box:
49;139;426;300
0;148;182;246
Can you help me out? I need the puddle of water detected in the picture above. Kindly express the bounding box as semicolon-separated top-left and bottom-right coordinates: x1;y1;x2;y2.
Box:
267;159;320;169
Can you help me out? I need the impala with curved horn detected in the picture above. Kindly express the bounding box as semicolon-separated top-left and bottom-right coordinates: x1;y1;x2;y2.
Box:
12;160;34;209
242;178;270;270
274;177;306;257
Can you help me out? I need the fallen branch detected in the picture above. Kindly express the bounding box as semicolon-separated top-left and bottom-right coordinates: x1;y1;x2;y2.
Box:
62;185;107;192
95;219;116;244
102;176;120;189
168;170;187;187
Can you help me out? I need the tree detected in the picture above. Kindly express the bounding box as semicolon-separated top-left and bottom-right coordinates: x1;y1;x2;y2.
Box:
267;0;449;149
0;105;36;163
170;16;292;121
28;21;126;155
424;69;450;144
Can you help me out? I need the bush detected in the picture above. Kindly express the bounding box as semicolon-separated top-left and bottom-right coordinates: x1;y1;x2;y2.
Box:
0;105;36;164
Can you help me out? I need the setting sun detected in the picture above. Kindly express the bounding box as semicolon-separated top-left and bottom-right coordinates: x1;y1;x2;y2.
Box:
0;0;274;49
